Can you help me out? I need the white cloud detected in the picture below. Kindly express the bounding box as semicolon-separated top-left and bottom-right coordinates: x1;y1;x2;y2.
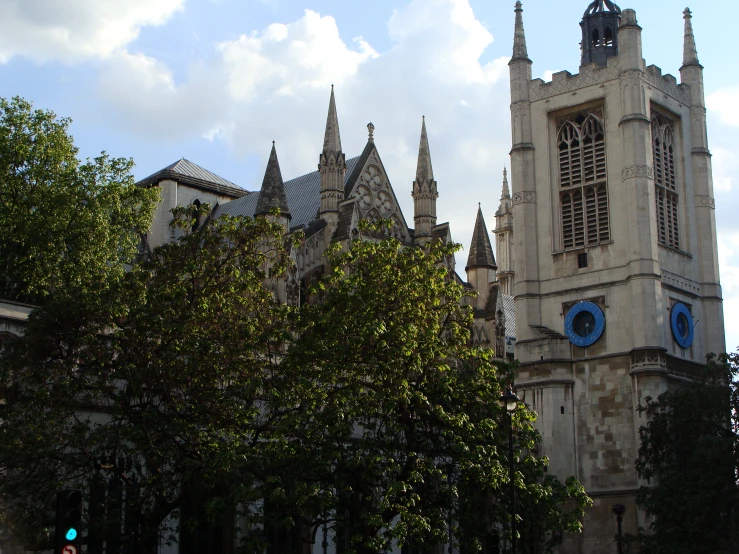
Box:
0;0;184;63
707;85;739;127
96;0;512;191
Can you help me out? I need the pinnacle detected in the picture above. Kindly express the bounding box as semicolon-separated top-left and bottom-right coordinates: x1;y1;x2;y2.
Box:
501;167;510;199
415;116;434;183
322;85;342;154
681;7;700;68
466;205;497;271
512;1;529;62
255;142;291;218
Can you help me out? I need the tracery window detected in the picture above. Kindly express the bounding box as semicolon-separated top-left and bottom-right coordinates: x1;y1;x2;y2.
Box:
558;110;610;249
652;114;680;249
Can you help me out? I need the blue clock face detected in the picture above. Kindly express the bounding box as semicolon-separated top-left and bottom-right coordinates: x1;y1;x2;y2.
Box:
564;301;605;347
670;302;694;349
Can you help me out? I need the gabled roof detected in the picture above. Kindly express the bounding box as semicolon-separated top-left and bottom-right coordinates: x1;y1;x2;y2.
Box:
136;158;247;198
214;156;361;229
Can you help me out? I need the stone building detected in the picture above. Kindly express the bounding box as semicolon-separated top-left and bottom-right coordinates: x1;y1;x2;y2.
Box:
138;86;515;362
508;1;724;552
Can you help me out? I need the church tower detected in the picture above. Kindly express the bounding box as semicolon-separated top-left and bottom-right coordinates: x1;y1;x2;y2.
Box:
494;168;514;296
412;116;438;245
508;3;724;552
318;86;347;230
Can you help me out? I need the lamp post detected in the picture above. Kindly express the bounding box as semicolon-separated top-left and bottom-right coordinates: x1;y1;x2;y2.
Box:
499;388;520;554
612;504;625;554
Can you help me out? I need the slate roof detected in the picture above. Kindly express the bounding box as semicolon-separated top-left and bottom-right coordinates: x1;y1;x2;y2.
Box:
214;156;361;229
136;158;247;198
501;294;515;338
466;206;497;270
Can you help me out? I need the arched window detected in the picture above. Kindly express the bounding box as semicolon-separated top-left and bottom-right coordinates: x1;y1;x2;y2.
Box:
652;114;680;249
558;110;610;249
604;26;613;47
592;28;600;47
191;199;202;232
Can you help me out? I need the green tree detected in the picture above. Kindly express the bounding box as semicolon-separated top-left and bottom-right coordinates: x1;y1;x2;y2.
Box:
632;353;739;554
0;209;295;552
271;226;590;554
0;96;157;304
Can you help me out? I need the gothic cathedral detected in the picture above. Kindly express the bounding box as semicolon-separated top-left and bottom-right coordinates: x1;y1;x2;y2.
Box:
508;1;724;552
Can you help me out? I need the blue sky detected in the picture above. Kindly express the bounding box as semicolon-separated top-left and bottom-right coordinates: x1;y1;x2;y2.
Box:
1;0;737;350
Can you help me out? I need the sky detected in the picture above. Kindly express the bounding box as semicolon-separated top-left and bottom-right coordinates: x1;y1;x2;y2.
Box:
0;0;737;351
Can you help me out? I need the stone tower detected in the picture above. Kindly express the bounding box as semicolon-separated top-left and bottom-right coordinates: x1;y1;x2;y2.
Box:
508;2;724;552
494;168;514;296
318;86;347;230
412;116;438;245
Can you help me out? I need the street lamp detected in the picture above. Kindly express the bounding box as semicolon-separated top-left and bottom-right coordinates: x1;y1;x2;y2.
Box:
499;387;520;554
612;504;625;554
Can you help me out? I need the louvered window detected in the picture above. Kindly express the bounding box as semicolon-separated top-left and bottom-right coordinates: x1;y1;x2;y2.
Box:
558;111;610;249
652;114;680;249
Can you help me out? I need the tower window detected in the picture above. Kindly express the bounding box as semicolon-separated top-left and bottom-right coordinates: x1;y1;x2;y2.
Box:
652;114;680;249
592;28;600;47
558;111;610;250
604;26;613;47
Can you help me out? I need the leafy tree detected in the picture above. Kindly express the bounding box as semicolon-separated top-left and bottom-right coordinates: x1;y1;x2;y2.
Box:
0;96;157;304
631;353;739;554
0;209;295;552
271;226;590;554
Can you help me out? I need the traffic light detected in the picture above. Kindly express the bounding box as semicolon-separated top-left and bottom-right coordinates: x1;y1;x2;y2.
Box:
57;489;83;554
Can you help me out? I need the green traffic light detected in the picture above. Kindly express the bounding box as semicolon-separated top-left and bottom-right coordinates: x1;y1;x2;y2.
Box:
65;527;77;541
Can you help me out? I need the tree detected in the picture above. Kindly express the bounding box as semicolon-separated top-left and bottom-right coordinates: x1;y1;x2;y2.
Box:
270;225;590;554
631;353;739;554
0;96;157;304
0;208;296;552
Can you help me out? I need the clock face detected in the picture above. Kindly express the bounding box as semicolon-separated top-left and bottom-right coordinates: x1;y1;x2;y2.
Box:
364;165;383;189
356;185;373;210
376;190;392;214
670;302;694;349
564;301;605;347
572;311;596;337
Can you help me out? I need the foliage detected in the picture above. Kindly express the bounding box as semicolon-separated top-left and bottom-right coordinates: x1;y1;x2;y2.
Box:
0;209;295;550
269;224;590;554
0;96;158;304
631;353;739;554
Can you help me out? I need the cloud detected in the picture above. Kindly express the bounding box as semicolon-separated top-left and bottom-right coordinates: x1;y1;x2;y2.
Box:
96;0;512;197
0;0;184;63
707;85;739;127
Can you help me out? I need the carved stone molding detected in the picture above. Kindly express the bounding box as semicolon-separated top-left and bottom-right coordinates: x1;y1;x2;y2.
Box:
696;195;715;209
513;191;536;205
642;68;690;104
630;349;667;373
622;165;654;181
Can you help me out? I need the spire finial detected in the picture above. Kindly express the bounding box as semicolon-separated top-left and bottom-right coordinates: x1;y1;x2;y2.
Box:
367;122;375;143
681;7;700;68
512;1;529;61
415;116;434;183
466;206;497;271
323;86;342;153
501;167;510;199
255;142;291;219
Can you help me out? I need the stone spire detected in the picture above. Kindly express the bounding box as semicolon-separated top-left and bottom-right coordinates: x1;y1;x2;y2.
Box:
681;8;700;68
323;84;342;153
496;167;513;217
501;167;510;199
416;116;434;183
466;205;497;271
255;141;291;219
412;116;438;244
512;1;530;62
318;86;347;223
